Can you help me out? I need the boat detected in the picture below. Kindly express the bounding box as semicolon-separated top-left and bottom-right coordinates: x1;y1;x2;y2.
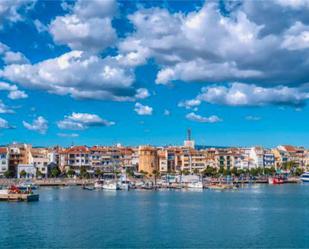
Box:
17;181;38;190
300;172;309;183
0;185;39;202
187;181;203;189
118;180;130;190
94;179;104;189
268;176;284;184
103;181;120;190
82;185;95;191
207;183;235;190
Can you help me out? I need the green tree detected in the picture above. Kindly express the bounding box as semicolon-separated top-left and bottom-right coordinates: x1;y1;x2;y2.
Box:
94;168;102;178
67;169;75;177
203;166;217;177
36;169;43;178
51;167;61;178
4;170;14;178
19;170;27;178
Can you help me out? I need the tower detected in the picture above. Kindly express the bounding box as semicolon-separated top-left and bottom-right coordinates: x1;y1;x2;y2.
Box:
184;129;195;148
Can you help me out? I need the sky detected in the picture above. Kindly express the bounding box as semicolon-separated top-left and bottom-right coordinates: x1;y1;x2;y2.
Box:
0;0;309;147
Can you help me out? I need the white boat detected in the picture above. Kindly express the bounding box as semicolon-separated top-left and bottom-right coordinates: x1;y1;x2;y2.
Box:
17;181;38;190
103;181;120;190
187;181;203;189
94;180;104;189
118;181;130;190
300;172;309;183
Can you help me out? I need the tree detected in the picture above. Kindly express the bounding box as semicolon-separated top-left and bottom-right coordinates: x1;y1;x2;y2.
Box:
67;169;75;177
36;169;43;178
193;168;199;174
20;170;27;178
4;170;14;178
152;169;160;186
203;166;217;177
94;168;102;178
51;167;61;178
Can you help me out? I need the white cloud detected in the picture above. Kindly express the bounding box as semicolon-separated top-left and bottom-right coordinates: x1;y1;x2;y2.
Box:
281;22;309;50
34;19;47;33
3;51;29;65
57;112;115;130
0;101;14;113
0;0;36;28
0;117;12;129
8;90;28;100
57;133;79;138
245;116;261;121
134;88;150;99
186;112;222;123
194;83;309;107
49;0;117;52
1;50;136;101
163;109;171;116
134;102;153;115
23;116;48;134
0;81;28;100
178;99;201;110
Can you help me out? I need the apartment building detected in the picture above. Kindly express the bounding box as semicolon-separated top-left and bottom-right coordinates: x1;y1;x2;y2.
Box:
0;147;9;176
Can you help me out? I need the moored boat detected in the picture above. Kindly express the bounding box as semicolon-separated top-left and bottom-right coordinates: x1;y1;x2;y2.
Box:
300;172;309;183
268;176;285;184
17;181;38;190
103;181;120;190
0;185;39;202
94;179;104;189
187;181;203;189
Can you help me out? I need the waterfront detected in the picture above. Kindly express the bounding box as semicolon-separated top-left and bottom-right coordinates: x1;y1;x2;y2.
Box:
1;184;309;248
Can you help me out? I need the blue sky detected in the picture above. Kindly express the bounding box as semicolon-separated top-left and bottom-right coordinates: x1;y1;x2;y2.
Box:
0;0;309;147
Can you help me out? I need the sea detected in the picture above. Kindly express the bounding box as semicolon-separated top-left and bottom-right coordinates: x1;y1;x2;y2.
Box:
0;184;308;248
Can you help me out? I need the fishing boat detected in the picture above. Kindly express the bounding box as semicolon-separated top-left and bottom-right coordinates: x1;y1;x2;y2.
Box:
103;181;120;190
187;181;203;189
0;185;39;202
300;172;309;183
268;176;284;184
94;179;104;189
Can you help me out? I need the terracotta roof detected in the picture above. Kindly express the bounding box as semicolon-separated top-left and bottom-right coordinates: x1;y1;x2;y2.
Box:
282;145;297;153
64;146;89;153
0;147;7;154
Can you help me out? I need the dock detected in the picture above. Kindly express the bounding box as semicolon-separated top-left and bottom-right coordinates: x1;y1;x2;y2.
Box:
0;193;39;202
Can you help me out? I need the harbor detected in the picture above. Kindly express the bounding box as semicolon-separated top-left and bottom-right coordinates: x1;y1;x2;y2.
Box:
1;184;309;248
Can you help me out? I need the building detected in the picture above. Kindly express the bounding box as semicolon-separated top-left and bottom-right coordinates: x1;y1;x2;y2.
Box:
17;164;36;178
138;146;159;175
8;143;32;176
0;147;9;176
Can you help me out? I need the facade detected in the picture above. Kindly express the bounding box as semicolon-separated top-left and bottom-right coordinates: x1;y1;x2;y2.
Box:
17;164;36;178
138;146;159;175
0;147;9;176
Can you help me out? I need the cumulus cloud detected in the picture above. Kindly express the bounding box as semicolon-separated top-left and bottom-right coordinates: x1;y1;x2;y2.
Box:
33;19;47;33
120;1;309;87
178;99;201;110
0;81;28;100
49;0;117;52
23;116;48;134
134;88;150;99
193;83;309;107
3;51;29;65
134;103;153;115
0;0;36;28
186;112;222;123
1;50;136;101
57;112;115;130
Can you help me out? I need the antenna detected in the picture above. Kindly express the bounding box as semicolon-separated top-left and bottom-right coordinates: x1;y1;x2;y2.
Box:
187;128;191;141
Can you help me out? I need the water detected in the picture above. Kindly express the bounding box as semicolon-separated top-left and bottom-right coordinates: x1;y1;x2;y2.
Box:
0;184;309;248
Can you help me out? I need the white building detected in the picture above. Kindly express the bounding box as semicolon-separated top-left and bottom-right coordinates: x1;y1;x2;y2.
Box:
0;147;9;176
17;164;36;178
